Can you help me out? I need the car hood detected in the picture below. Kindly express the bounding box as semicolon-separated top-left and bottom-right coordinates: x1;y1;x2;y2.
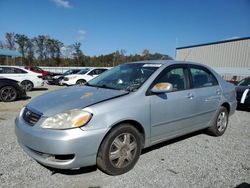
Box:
27;86;129;117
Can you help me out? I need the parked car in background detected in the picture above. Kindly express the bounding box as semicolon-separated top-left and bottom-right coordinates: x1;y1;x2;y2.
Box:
61;68;108;85
25;66;61;80
0;66;44;91
236;77;250;109
47;69;81;85
0;78;26;102
15;60;236;175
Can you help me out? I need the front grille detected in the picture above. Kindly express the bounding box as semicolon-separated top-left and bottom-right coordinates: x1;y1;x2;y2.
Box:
22;107;42;126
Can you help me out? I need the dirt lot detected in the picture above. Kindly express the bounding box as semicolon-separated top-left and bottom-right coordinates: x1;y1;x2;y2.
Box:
0;84;249;188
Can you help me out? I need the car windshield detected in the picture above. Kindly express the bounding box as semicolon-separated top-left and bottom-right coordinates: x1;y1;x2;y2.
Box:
238;77;250;86
78;68;90;75
88;63;161;91
64;69;80;75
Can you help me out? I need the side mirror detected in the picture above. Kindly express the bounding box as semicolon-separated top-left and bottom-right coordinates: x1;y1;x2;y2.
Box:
151;82;173;93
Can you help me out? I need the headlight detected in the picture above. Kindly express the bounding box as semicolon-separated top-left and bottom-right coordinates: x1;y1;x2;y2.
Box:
41;109;92;129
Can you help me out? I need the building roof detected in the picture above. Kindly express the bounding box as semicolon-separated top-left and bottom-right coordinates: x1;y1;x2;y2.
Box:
0;49;21;57
176;37;250;50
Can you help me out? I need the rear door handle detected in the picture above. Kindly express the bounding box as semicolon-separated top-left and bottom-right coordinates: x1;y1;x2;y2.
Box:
187;93;194;99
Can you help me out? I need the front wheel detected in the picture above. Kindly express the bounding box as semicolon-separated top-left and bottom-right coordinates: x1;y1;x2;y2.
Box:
76;79;86;85
97;124;142;175
0;86;17;102
207;106;229;136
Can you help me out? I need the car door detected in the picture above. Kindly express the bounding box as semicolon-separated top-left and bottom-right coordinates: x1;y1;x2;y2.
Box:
149;65;197;143
189;65;221;127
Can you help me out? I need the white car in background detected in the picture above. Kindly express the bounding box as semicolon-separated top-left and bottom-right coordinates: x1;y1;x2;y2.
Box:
0;66;44;91
62;68;108;85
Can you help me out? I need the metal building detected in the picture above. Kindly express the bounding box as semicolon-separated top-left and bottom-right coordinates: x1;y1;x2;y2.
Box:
176;37;250;78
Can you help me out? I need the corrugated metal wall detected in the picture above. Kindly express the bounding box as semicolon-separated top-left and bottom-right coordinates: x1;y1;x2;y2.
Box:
176;38;250;77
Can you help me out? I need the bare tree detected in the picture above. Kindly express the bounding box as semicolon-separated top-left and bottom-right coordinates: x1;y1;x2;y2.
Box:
15;34;29;59
0;40;5;49
120;49;126;63
5;32;16;50
33;35;47;63
73;42;84;66
61;45;74;59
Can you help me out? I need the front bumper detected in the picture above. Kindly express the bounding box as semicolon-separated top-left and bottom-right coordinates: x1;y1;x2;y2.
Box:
61;79;76;86
33;79;45;88
15;116;108;169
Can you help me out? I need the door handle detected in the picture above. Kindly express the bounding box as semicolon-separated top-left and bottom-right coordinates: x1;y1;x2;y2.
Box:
187;93;194;99
216;89;221;95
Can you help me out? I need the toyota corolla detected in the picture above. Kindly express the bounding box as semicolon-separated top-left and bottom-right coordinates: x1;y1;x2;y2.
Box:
15;60;237;175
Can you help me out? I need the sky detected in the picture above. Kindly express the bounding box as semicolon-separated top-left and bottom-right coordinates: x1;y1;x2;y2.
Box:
0;0;249;58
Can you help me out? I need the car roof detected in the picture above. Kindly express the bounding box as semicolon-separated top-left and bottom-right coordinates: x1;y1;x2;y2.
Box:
125;60;208;67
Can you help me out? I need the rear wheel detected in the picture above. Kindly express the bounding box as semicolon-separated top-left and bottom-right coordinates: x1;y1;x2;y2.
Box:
21;80;33;91
97;124;142;175
207;106;229;136
0;86;17;102
76;79;86;85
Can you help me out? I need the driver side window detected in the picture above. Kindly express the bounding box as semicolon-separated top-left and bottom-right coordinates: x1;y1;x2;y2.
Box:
88;70;96;76
156;67;187;91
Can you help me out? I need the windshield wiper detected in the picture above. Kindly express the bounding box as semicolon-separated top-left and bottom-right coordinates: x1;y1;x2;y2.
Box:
97;84;118;90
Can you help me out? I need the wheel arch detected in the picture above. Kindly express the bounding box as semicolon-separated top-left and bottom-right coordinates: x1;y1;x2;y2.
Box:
21;79;34;86
221;102;230;113
76;79;86;84
99;119;146;152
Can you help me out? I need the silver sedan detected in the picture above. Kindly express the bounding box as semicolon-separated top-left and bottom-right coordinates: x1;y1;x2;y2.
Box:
15;60;237;175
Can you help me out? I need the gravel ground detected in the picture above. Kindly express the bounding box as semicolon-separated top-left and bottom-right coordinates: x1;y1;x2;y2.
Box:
0;84;249;188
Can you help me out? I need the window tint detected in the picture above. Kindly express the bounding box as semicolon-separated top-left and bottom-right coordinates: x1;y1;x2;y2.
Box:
88;70;96;76
0;67;27;74
88;69;106;76
14;68;27;74
31;67;42;71
190;67;218;88
156;68;187;91
93;69;107;75
78;68;90;75
0;67;13;73
0;67;4;74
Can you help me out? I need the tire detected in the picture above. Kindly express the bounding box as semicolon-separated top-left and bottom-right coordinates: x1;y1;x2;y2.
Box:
0;86;18;102
207;106;229;136
97;124;142;175
21;80;33;91
76;79;86;85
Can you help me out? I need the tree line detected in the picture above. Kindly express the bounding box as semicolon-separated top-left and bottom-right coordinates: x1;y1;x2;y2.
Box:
0;32;172;67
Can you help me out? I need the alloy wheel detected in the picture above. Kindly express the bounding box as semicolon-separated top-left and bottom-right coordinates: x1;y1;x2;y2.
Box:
217;111;228;132
0;86;17;102
22;81;33;91
109;133;137;168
